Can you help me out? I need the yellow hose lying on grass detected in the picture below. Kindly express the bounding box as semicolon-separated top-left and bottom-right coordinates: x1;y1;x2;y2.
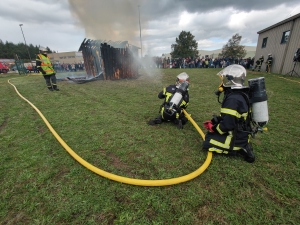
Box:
8;78;212;186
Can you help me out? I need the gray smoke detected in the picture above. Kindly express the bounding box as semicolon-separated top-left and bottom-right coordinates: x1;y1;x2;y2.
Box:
68;0;147;48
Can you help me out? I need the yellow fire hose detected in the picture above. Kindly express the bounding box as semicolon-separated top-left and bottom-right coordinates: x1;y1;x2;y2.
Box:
8;78;212;186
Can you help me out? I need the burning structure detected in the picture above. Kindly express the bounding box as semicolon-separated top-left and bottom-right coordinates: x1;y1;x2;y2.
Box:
78;38;140;80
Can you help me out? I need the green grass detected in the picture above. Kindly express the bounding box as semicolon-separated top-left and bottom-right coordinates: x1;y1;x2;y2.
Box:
1;68;299;224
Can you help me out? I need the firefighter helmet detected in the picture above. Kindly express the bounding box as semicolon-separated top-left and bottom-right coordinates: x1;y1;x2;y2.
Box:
39;46;47;52
176;72;190;88
217;64;246;88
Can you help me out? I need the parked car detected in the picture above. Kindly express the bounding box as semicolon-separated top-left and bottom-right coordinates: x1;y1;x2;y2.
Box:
0;62;9;73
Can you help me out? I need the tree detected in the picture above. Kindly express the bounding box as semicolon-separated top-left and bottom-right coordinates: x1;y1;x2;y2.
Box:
221;33;246;59
0;41;53;61
170;31;198;59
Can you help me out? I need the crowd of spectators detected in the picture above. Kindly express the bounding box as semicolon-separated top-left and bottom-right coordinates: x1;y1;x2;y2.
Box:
25;62;85;73
152;56;255;70
53;62;85;72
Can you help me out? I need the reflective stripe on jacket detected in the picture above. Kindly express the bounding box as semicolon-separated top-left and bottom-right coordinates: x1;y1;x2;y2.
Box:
36;54;55;75
267;57;273;65
203;91;250;151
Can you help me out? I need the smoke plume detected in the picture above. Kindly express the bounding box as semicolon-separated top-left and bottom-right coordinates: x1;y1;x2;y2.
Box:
68;0;146;49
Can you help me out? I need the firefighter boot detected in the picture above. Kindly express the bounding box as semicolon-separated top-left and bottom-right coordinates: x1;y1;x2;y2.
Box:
53;84;59;91
174;119;183;129
240;143;255;163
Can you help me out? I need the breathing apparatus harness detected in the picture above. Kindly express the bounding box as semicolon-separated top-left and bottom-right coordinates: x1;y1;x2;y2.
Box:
164;81;189;117
214;77;269;138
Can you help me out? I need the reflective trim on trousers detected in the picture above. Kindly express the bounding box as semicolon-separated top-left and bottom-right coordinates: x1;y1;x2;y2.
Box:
209;132;241;150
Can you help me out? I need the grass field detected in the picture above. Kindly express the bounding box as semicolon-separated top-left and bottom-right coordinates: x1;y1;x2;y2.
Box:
1;68;299;224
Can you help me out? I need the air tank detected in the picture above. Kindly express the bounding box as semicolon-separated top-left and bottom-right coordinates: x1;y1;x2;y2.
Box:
167;81;189;114
248;77;269;127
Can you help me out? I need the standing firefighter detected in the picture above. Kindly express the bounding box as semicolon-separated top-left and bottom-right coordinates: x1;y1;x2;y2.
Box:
202;64;269;163
36;46;59;91
148;72;190;129
252;55;264;71
265;53;273;73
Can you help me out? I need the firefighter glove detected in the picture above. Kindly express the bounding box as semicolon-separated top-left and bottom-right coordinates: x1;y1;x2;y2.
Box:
211;115;222;125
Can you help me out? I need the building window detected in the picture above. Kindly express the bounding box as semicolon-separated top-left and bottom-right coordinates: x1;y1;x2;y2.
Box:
281;30;290;44
262;37;268;48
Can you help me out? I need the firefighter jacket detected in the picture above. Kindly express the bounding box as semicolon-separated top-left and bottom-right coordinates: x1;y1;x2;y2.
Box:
203;90;250;153
256;56;264;65
158;84;189;121
266;56;273;65
36;53;55;75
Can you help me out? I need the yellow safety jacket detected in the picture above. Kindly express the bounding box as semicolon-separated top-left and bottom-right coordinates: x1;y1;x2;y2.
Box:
36;54;55;75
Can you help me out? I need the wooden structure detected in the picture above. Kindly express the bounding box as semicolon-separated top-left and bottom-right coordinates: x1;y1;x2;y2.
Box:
78;38;139;80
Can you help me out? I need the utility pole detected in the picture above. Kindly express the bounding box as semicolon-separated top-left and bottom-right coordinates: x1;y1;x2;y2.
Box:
19;24;34;68
138;5;143;58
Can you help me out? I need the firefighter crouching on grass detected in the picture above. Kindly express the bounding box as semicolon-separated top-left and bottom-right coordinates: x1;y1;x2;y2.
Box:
148;72;190;129
265;53;273;73
202;65;256;163
36;46;59;91
252;55;264;72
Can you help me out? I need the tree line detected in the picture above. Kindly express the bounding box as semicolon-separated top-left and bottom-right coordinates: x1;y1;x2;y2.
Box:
0;39;54;62
170;31;247;60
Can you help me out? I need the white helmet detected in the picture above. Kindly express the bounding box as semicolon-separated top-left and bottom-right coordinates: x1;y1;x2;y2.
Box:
176;72;190;88
39;46;47;52
217;64;246;89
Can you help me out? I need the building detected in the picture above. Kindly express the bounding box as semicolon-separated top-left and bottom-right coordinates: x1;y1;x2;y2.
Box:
254;12;300;75
47;51;84;64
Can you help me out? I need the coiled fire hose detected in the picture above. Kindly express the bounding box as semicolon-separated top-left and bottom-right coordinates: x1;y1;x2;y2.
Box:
8;77;212;186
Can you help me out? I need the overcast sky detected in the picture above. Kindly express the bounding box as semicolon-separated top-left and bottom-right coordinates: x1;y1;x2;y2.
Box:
1;0;300;57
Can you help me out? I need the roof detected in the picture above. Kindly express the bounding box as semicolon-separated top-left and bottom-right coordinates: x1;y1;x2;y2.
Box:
257;12;300;34
0;59;15;63
78;38;140;51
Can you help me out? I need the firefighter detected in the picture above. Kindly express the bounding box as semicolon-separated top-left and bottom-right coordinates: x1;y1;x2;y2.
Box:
252;55;264;71
36;46;59;91
265;53;273;73
148;72;190;129
202;64;255;163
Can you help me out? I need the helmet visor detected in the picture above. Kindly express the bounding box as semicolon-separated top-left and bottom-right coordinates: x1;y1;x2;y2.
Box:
217;64;246;87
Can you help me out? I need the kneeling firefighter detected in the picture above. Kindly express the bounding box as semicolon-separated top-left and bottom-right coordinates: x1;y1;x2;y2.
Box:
148;72;190;129
203;64;269;163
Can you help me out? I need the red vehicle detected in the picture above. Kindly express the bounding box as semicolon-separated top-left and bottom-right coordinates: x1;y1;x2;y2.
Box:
0;62;9;73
